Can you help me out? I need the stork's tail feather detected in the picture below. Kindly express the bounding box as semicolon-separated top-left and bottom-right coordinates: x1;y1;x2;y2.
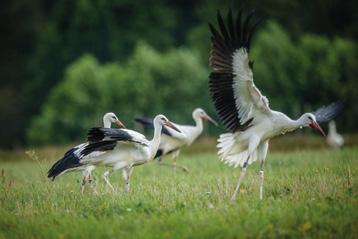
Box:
217;133;257;168
47;150;82;180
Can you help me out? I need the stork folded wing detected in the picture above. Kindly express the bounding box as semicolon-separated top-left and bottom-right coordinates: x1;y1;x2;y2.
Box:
209;9;270;132
87;127;148;146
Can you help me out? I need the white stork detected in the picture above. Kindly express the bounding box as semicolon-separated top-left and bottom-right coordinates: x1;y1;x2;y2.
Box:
135;108;218;172
48;112;125;192
327;121;344;149
49;115;180;193
208;9;343;200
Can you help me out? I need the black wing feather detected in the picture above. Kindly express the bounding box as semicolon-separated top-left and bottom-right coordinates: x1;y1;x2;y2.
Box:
48;145;83;180
80;140;117;157
313;101;344;123
88;127;133;142
134;117;172;136
209;8;260;132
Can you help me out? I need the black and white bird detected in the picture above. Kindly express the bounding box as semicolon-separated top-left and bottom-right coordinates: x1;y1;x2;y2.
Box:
327;121;344;149
64;115;180;192
48;112;125;192
208;9;343;200
135;108;218;172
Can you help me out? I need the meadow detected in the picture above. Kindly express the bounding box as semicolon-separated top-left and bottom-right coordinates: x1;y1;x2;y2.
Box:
0;136;356;239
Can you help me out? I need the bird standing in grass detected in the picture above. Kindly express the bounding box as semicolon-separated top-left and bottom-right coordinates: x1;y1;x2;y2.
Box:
327;121;344;149
208;8;343;200
48;112;125;192
135;108;218;173
78;115;180;192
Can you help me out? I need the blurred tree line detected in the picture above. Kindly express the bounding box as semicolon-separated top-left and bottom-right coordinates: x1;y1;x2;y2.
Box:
1;0;357;147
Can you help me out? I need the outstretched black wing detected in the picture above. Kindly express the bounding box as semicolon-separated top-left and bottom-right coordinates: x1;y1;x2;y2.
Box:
313;101;344;123
209;9;269;133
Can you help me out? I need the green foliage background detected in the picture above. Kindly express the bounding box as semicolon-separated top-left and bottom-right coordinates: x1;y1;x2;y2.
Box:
1;0;358;147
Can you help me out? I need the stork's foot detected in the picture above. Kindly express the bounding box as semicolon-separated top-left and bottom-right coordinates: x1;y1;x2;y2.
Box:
125;182;130;193
181;166;189;173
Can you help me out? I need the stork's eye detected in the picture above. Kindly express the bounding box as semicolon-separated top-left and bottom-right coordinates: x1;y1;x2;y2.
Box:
308;116;312;120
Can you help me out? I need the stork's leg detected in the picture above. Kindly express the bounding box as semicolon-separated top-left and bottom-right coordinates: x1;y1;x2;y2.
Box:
88;172;98;194
103;170;116;193
172;150;179;174
259;160;265;200
231;158;250;201
80;173;88;193
257;140;269;200
123;166;134;192
80;170;91;193
171;150;188;173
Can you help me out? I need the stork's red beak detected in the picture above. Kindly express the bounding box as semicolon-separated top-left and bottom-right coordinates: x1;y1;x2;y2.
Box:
203;115;218;126
115;119;126;129
309;121;326;136
165;121;181;133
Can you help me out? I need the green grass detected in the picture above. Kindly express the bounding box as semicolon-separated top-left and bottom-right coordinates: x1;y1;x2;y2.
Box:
0;146;357;239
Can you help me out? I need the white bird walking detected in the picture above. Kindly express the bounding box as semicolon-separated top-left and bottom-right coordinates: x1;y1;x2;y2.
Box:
50;115;180;193
327;121;344;149
208;9;343;200
48;112;125;192
135;108;218;172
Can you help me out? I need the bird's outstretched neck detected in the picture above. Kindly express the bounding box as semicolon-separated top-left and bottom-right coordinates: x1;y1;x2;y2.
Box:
276;114;304;135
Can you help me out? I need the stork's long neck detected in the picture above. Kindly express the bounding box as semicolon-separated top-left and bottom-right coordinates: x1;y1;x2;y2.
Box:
193;116;204;136
279;115;302;134
103;118;111;128
329;122;337;134
149;123;162;159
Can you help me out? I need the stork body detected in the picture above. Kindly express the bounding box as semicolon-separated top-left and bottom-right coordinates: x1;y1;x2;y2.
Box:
47;112;125;193
208;9;343;200
81;115;180;192
81;113;126;191
135;108;217;172
327;121;344;149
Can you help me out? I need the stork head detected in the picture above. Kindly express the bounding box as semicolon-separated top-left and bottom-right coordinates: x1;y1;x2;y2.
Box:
103;112;126;128
300;113;325;136
193;108;218;126
154;114;181;133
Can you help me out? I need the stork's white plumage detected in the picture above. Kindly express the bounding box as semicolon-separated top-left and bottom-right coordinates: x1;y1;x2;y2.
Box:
135;108;217;172
48;112;126;192
80;112;126;191
327;121;344;149
208;9;343;200
81;115;180;192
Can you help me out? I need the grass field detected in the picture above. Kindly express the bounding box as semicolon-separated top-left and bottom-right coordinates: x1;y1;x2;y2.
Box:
0;140;357;238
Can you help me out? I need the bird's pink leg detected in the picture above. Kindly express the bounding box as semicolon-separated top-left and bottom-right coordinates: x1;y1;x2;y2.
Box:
231;158;250;201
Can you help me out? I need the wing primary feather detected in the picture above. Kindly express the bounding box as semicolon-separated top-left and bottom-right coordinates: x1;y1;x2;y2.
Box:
209;8;264;133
